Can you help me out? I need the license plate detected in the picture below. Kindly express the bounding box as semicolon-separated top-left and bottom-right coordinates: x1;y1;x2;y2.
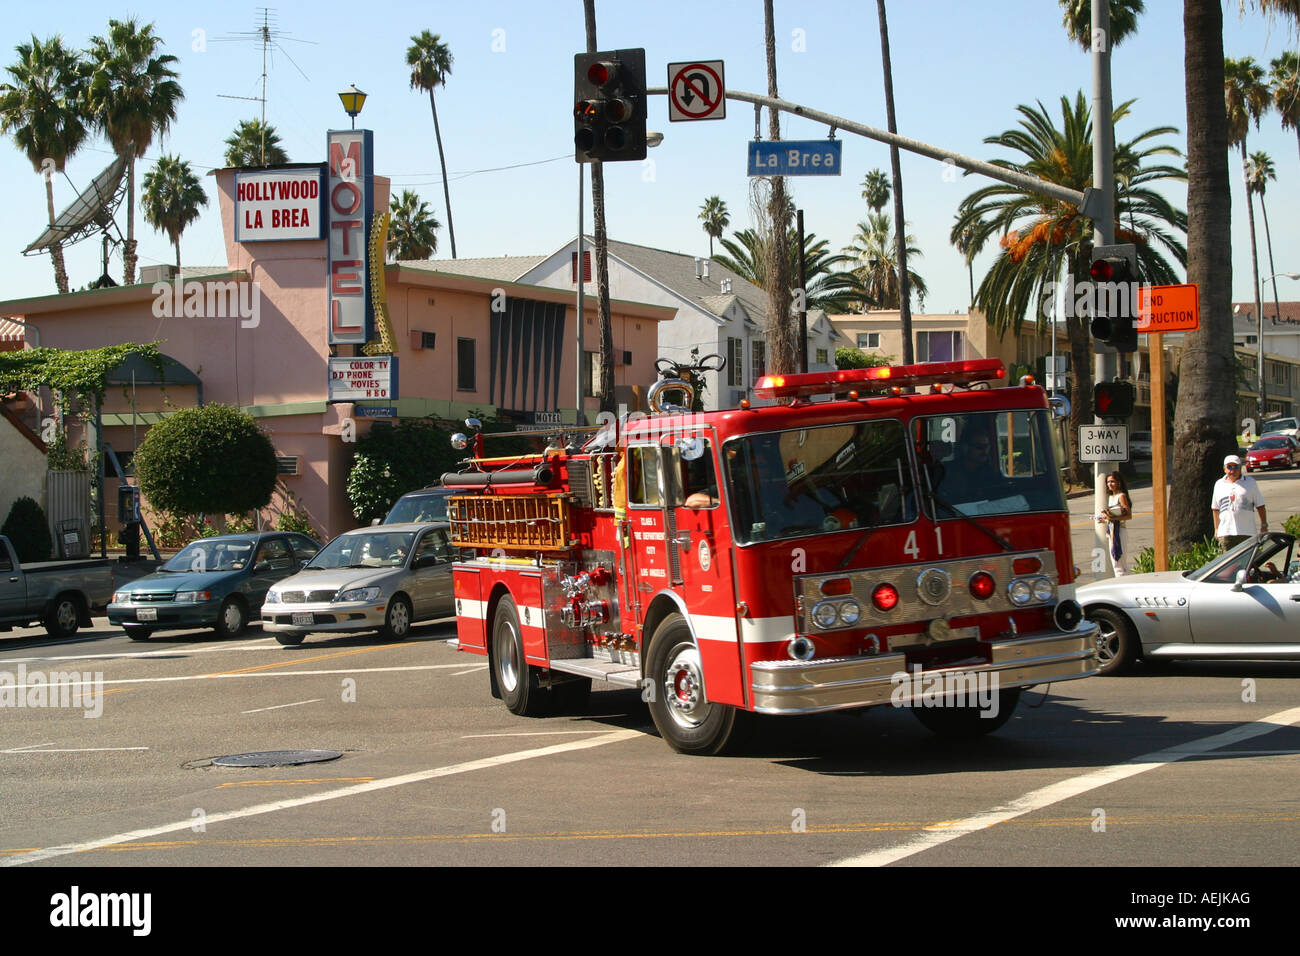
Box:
292;612;314;627
136;608;157;621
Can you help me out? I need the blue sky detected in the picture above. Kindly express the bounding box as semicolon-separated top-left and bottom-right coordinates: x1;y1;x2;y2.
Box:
2;1;1297;319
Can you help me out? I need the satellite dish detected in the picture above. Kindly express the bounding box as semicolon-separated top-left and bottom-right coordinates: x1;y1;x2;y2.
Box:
23;155;128;255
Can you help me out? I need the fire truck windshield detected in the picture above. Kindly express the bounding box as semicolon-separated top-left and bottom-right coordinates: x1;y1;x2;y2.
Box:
724;419;918;544
916;410;1066;519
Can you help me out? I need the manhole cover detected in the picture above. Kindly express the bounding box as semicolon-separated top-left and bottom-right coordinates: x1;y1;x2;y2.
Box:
212;749;342;768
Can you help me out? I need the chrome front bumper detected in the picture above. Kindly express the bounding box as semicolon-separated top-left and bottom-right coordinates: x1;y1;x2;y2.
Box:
748;624;1099;714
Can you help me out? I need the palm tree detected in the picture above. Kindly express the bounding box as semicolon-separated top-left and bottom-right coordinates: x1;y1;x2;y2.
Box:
952;217;987;309
951;93;1186;483
223;119;288;168
860;168;890;212
1170;0;1298;554
141;154;206;269
85;18;183;285
1225;54;1272;411
1246;151;1283;326
1272;52;1300;163
1058;0;1146;48
0;36;90;294
845;212;927;312
387;189;440;261
698;196;729;257
716;228;866;313
407;31;456;259
761;0;797;373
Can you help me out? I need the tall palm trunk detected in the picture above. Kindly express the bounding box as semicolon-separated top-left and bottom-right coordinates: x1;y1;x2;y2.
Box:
877;0;913;364
583;0;614;416
1065;251;1095;486
44;174;69;294
1241;143;1265;417
1258;189;1282;328
427;88;457;259
123;153;137;284
763;0;796;374
1169;0;1236;553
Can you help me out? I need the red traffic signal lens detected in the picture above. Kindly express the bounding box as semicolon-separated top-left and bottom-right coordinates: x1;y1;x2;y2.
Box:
1090;259;1114;281
587;61;613;86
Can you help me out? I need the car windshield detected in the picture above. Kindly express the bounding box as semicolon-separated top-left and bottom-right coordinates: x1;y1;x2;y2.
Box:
1251;438;1289;450
163;538;255;573
384;491;451;524
915;410;1066;518
1187;534;1297;584
308;531;417;568
724;419;918;544
1262;418;1296;433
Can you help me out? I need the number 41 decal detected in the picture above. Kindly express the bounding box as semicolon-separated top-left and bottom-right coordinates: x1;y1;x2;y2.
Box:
904;527;944;560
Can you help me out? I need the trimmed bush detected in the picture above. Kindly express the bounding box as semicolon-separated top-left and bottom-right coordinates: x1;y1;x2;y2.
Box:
133;405;278;518
2;496;53;562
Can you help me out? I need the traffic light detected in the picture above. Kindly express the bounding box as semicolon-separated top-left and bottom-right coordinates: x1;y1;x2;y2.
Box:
1093;381;1136;418
574;49;646;163
1089;243;1139;353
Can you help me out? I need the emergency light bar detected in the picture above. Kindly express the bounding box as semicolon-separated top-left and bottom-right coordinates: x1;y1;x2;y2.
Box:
753;359;1006;400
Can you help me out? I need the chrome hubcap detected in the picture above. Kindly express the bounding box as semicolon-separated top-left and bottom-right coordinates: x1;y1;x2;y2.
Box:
663;644;710;729
497;621;519;692
1095;623;1116;664
224;604;241;632
390;601;410;635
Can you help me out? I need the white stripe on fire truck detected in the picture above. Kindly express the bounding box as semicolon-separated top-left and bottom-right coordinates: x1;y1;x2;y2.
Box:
690;614;741;644
456;598;487;621
738;615;797;644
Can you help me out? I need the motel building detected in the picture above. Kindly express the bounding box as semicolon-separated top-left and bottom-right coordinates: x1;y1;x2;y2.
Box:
0;131;671;541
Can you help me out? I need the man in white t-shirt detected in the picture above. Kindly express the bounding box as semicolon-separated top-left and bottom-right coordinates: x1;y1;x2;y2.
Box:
1211;454;1267;551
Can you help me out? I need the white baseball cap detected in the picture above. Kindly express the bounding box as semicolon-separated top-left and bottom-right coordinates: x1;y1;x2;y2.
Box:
1224;455;1243;466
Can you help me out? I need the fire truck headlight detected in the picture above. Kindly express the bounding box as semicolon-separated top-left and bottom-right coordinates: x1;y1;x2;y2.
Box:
838;600;862;626
812;601;840;629
1032;577;1054;602
1008;579;1034;606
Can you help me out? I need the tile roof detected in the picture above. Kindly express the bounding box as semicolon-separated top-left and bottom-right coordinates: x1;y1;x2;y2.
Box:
604;238;769;325
398;256;547;282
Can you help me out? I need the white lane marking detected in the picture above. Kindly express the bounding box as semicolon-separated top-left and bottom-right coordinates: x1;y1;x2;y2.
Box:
0;639;283;664
461;731;617;738
1;744;150;754
0;663;483;691
828;705;1300;867
450;666;488;677
241;699;323;714
1;729;642;866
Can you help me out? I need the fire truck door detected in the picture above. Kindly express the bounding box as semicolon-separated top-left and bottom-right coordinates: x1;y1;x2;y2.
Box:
624;445;671;598
666;434;745;707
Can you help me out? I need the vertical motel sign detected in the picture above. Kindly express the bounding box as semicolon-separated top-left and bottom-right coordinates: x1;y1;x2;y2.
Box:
327;129;374;346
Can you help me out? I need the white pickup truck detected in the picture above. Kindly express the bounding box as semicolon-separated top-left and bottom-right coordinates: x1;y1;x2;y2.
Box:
0;535;115;638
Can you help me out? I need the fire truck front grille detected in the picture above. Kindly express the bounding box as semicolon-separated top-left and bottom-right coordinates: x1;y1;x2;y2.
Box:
794;550;1058;632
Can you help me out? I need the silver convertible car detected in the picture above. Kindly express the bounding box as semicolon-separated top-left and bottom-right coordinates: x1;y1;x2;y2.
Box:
1079;533;1300;674
260;523;456;646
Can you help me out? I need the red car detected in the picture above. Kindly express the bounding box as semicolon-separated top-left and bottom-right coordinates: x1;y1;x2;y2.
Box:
1245;436;1298;471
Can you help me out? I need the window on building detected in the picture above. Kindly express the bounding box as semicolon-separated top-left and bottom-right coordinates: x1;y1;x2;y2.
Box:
728;337;743;387
917;331;965;363
570;251;592;283
856;332;880;349
751;340;766;379
816;348;829;366
457;338;476;391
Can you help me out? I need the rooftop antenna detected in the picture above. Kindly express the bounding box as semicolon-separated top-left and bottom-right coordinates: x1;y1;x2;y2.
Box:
214;8;315;165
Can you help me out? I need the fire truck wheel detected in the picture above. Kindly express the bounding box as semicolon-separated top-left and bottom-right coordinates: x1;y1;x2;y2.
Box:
493;594;549;716
380;595;413;641
1086;607;1136;675
910;688;1021;738
647;614;746;755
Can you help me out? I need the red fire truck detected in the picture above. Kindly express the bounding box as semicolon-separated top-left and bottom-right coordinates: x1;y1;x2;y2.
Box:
444;359;1098;754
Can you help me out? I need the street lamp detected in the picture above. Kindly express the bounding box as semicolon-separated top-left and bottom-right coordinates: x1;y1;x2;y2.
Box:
338;84;367;129
1256;271;1299;426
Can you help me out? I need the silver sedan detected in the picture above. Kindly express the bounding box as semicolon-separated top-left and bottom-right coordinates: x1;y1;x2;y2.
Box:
1078;533;1300;674
261;523;456;646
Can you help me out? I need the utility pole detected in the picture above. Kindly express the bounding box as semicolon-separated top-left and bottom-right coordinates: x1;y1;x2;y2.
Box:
1092;0;1117;571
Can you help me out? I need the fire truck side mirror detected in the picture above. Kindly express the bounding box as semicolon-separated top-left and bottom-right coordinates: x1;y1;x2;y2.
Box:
659;445;686;509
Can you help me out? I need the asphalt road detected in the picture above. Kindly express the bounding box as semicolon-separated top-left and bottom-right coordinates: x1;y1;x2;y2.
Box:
0;612;1295;875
